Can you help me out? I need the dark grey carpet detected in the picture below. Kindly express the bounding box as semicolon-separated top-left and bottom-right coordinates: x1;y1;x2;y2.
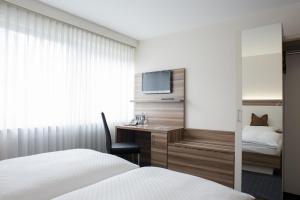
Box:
242;170;282;200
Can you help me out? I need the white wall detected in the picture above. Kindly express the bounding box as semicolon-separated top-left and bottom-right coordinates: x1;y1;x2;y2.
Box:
242;24;282;100
242;106;283;130
136;3;300;190
136;25;239;131
242;54;282;99
136;4;300;131
241;24;282;57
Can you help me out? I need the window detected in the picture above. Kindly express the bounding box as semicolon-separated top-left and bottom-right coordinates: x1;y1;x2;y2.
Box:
0;2;134;159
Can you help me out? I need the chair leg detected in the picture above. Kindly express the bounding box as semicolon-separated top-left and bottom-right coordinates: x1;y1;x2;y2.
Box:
137;153;140;166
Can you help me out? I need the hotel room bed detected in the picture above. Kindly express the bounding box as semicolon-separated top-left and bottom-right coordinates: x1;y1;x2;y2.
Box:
52;167;254;200
243;141;282;156
1;149;253;200
242;126;282;169
0;149;138;200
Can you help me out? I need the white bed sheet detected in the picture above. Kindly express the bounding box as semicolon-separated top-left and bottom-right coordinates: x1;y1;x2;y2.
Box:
53;167;254;200
0;149;138;200
242;137;282;156
242;126;282;155
242;126;281;147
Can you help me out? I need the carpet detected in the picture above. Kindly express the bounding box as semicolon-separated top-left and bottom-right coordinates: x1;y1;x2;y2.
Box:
242;170;282;200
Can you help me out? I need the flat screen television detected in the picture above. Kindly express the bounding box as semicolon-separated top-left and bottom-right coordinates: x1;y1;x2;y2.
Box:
142;70;172;94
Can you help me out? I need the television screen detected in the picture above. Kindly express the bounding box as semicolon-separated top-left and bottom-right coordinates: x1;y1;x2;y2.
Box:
142;70;171;94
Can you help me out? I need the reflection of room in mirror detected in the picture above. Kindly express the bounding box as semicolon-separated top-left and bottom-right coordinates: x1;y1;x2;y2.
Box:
241;23;283;200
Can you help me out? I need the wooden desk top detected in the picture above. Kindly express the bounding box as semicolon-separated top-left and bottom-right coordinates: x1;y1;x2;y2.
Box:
116;125;183;133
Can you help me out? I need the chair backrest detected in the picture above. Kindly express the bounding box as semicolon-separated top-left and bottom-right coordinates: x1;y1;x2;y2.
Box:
101;112;112;153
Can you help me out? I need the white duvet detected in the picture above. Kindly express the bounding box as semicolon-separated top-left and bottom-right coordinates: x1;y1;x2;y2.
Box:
242;126;282;148
0;149;138;200
242;126;283;155
53;167;254;200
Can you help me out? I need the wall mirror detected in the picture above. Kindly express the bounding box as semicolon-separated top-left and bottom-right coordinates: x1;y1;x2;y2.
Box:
241;23;283;200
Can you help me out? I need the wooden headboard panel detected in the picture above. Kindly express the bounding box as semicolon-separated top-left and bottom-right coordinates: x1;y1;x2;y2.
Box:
133;68;185;127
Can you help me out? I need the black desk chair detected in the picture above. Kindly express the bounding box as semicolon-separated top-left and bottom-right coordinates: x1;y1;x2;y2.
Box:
101;112;140;165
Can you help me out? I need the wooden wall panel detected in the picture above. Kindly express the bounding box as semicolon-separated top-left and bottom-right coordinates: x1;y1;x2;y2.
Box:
151;132;168;167
242;99;283;106
133;68;185;127
243;151;281;169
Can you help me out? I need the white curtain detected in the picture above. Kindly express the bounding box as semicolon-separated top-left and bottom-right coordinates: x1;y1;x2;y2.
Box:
0;1;134;160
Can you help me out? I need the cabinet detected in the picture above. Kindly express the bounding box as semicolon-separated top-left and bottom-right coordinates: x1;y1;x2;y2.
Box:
151;132;167;167
167;129;235;188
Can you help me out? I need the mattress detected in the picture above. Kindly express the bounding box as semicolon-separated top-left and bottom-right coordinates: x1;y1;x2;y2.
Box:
52;167;254;200
242;126;282;156
0;149;138;200
242;137;282;156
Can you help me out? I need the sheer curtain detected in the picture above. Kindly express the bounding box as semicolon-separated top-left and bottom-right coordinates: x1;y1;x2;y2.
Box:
0;2;134;160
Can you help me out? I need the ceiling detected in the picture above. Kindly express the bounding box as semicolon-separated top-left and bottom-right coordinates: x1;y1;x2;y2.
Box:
39;0;300;40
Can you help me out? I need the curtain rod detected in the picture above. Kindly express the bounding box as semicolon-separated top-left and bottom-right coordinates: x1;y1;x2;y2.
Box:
4;0;139;48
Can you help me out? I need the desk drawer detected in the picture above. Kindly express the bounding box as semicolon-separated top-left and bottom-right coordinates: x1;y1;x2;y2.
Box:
151;132;167;167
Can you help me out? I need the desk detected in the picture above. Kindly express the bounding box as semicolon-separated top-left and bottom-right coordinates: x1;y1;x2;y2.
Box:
115;125;183;167
116;126;235;187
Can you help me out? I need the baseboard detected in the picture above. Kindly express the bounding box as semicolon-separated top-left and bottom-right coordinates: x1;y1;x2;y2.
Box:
283;192;300;200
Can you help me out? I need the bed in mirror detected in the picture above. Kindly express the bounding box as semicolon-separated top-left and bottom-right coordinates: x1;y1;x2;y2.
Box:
241;23;283;200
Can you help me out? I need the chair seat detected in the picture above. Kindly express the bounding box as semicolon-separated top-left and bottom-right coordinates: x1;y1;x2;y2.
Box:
111;143;140;155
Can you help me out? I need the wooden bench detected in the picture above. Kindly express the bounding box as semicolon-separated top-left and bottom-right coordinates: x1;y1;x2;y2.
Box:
167;128;235;188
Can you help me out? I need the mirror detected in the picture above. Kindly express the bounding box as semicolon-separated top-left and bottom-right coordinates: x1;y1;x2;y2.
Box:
241;24;283;200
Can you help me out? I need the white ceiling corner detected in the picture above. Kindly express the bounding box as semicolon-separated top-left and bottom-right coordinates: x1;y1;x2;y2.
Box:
39;0;300;40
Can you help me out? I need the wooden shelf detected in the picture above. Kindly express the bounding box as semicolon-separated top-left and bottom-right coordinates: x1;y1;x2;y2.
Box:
242;99;283;106
130;99;184;103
